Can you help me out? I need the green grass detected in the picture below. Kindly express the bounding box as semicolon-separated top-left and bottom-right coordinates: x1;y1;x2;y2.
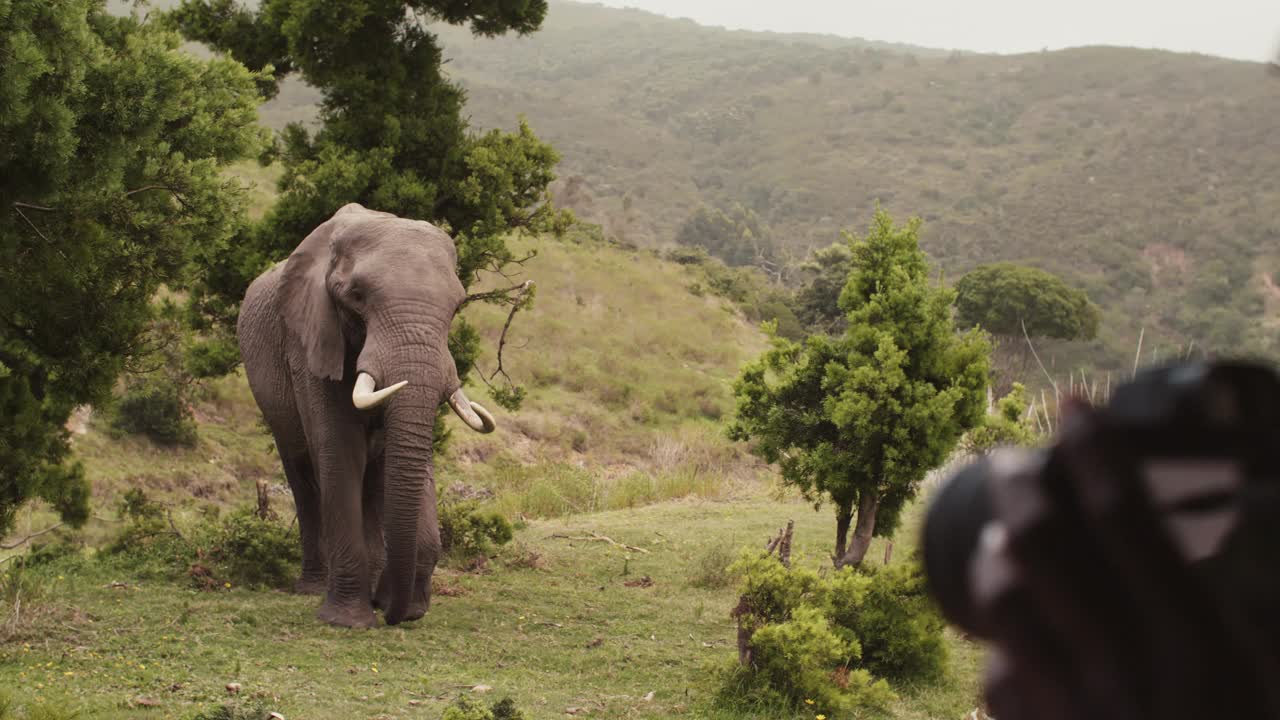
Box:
1;495;981;720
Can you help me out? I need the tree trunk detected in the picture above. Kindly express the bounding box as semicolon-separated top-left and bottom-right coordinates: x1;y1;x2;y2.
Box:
833;499;853;565
835;491;880;568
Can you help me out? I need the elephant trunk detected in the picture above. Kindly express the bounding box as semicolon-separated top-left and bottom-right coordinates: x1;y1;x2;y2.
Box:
379;371;439;626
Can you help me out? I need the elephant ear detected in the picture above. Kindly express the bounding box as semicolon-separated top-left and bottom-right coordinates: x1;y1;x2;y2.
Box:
279;221;345;381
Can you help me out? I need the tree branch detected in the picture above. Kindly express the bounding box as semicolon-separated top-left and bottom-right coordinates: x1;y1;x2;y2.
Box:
462;279;533;308
11;204;69;262
476;281;534;390
1;523;64;550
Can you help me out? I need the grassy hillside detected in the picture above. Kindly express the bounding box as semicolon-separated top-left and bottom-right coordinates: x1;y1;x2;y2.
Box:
251;0;1280;366
2;230;768;548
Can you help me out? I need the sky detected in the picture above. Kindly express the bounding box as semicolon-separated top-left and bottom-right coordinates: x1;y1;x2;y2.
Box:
590;0;1280;63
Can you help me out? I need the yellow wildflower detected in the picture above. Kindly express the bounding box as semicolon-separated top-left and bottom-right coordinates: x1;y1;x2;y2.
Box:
817;715;826;720
139;664;146;670
225;582;232;589
804;699;814;705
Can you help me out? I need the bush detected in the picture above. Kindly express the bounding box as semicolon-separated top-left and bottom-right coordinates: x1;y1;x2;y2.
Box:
687;543;736;589
726;550;946;714
844;563;948;683
202;511;301;590
441;695;525;720
188;698;268;720
101;492;300;590
439;501;515;562
109;374;197;447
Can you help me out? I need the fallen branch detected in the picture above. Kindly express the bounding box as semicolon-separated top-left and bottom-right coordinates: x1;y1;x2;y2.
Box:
549;531;649;554
1;523;64;550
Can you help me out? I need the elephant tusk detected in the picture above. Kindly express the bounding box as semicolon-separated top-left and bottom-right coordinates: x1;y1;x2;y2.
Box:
352;372;409;410
448;387;496;433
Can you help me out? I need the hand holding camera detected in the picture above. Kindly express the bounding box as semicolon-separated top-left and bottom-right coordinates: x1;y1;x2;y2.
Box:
924;362;1280;719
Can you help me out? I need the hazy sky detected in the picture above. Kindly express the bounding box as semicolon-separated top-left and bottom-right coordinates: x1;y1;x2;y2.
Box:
591;0;1280;63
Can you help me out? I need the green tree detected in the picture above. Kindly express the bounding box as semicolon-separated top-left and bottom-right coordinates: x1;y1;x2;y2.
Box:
0;0;267;534
793;242;853;335
675;202;777;270
167;0;570;393
954;262;1099;394
730;211;990;567
954;262;1100;340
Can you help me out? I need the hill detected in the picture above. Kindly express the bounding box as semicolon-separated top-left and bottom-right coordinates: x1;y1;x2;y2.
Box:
8;223;768;545
252;0;1280;368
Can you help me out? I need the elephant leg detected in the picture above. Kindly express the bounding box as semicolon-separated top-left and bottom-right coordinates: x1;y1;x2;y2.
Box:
315;436;376;629
363;454;387;599
281;453;326;595
373;479;439;622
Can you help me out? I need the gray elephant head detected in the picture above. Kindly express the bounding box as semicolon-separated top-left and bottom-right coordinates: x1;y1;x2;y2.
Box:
278;203;493;624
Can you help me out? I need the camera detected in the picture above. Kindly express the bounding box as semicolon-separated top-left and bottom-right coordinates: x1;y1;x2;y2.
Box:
922;360;1280;643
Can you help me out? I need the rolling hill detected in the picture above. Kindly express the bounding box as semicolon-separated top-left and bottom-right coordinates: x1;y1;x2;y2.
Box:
250;1;1280;368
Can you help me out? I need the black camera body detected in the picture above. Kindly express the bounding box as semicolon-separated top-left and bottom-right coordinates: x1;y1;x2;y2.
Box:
923;360;1280;643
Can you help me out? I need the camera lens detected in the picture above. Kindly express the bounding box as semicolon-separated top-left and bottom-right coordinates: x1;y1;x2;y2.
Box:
923;456;995;635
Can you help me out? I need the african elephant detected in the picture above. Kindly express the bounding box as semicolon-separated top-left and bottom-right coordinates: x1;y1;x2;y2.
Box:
237;203;495;628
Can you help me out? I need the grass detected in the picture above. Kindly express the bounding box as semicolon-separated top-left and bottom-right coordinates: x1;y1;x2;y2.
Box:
0;494;981;720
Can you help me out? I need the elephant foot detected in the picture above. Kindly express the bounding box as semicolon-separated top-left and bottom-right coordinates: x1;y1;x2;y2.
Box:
294;573;328;596
373;578;430;625
317;599;377;629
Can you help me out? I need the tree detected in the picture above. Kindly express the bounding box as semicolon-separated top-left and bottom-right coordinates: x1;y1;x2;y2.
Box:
730;210;990;567
793;242;853;336
167;0;570;395
954;262;1100;341
675;202;778;271
959;382;1040;456
0;0;267;534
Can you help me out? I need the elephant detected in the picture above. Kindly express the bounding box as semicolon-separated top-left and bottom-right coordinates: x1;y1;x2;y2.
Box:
237;203;496;628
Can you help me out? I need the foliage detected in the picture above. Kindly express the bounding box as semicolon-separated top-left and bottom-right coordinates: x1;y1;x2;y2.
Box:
108;377;198;447
667;249;804;340
441;695;526;720
439;501;514;562
0;0;266;535
166;0;571;404
960;383;1040;455
201;510;302;590
730;211;990;566
727;550;944;714
675;203;778;269
687;543;737;589
792;243;853;336
954;263;1100;341
101;491;299;589
842;563;948;684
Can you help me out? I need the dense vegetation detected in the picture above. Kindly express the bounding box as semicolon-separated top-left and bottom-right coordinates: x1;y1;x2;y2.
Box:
0;0;266;535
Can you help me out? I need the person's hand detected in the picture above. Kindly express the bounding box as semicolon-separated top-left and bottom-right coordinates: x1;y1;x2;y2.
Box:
970;400;1280;720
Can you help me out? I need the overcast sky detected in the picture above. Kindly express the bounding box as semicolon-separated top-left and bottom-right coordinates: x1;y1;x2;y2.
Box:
589;0;1280;63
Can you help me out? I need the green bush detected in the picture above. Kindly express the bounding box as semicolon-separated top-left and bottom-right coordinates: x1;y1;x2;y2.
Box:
101;493;299;590
852;563;948;683
439;501;515;562
188;698;268;720
687;543;736;589
202;512;302;590
726;550;946;714
441;695;525;720
109;375;197;447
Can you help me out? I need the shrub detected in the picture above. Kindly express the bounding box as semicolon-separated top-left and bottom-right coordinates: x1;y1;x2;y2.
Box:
188;698;268;720
441;695;525;720
16;537;83;570
847;563;948;683
202;511;301;590
726;550;945;713
439;501;515;562
109;375;197;447
687;543;736;589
